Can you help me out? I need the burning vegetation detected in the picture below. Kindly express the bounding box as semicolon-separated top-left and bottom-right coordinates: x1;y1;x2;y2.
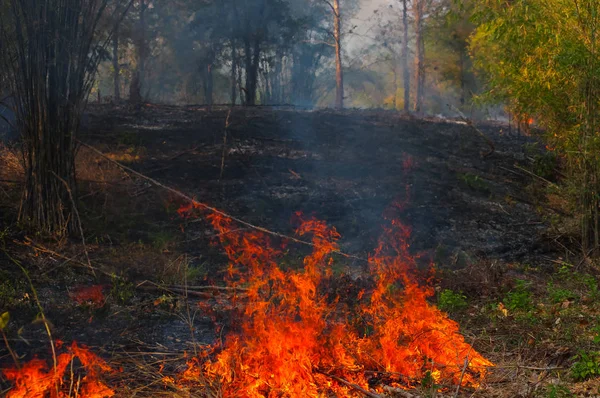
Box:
163;199;493;396
2;341;115;398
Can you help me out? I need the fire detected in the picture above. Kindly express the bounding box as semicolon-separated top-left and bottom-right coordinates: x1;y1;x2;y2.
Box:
2;341;115;398
172;201;493;395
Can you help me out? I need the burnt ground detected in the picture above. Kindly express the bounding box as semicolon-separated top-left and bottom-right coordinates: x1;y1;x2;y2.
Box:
82;105;552;262
0;105;592;397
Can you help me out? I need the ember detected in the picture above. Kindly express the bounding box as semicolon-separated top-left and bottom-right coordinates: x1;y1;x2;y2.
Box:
2;341;115;398
172;201;493;396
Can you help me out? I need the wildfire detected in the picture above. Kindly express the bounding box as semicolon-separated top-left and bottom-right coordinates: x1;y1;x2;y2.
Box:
172;200;493;396
2;341;115;398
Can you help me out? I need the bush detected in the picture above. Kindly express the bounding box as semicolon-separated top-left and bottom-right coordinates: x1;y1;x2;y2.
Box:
438;289;468;312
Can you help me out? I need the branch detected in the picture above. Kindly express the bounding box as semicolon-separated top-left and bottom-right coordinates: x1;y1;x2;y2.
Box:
316;370;382;398
76;140;369;264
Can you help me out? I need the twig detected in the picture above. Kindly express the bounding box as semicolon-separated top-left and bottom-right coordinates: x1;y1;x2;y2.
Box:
77;140;369;263
316;370;382;398
513;164;559;189
454;355;470;398
51;172;96;277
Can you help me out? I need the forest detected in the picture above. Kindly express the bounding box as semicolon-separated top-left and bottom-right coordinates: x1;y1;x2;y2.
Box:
1;0;600;397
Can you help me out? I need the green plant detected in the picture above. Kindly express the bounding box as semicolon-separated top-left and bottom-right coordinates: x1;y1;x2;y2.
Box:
545;384;574;398
419;370;440;398
150;230;174;252
532;152;558;181
110;275;134;305
547;282;575;304
571;350;600;381
503;279;532;311
458;173;490;192
438;289;468;312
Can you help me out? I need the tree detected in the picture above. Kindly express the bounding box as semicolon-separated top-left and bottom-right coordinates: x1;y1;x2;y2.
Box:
470;0;600;253
332;0;344;108
402;0;410;112
0;0;116;235
413;0;427;113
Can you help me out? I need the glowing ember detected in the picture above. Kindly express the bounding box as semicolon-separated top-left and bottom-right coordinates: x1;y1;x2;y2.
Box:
70;285;106;308
171;201;493;396
2;341;115;398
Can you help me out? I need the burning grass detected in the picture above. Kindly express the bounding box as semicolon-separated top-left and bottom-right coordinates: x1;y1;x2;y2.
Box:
2;341;116;398
168;201;493;396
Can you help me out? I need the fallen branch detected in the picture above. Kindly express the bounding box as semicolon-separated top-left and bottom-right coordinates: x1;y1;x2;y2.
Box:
77;140;369;263
316;370;382;398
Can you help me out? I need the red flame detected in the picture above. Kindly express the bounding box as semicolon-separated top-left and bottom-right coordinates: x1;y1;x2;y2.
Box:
2;342;116;398
168;200;493;395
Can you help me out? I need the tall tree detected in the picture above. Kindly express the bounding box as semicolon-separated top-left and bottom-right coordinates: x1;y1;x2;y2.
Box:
471;0;600;253
401;0;410;112
113;21;121;101
0;0;114;235
332;0;344;108
413;0;426;113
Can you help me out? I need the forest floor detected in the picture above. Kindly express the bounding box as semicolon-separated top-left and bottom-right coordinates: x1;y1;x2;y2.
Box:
0;105;598;397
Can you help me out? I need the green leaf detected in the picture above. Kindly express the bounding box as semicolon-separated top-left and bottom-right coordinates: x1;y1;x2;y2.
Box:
0;311;9;331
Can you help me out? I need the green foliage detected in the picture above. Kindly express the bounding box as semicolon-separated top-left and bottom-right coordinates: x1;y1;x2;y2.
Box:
419;370;440;397
458;173;489;192
545;384;574;398
546;282;575;304
110;275;134;305
438;289;468;312
504;279;532;311
150;230;174;252
571;350;600;381
0;271;27;308
0;311;9;331
470;0;600;249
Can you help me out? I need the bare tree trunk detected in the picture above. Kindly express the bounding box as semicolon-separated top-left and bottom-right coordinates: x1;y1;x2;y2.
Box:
139;0;146;99
113;22;120;101
333;0;344;109
130;0;145;103
402;0;410;113
204;63;213;106
231;42;237;105
2;0;110;235
414;0;425;114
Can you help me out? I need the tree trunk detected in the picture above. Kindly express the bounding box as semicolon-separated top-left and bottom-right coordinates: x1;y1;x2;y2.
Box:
139;0;146;99
414;0;425;114
204;63;214;106
402;0;410;113
244;36;253;105
113;22;120;101
3;0;109;236
231;41;237;105
333;0;344;109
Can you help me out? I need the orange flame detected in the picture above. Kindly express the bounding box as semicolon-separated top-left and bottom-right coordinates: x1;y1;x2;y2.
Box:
2;341;115;398
169;201;493;396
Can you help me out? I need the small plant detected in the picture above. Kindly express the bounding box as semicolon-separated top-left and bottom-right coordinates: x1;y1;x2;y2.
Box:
571;350;600;381
419;370;440;398
458;173;490;192
546;384;574;398
438;289;468;312
150;230;174;252
110;275;134;305
503;279;532;311
547;282;575;304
